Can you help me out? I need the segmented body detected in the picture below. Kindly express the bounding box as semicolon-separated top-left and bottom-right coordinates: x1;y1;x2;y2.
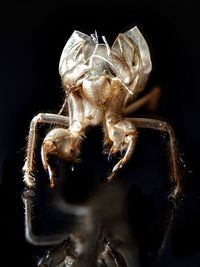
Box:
23;27;152;187
23;26;182;267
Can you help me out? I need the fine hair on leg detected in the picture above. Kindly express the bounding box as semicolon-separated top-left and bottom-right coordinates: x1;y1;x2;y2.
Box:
23;113;69;187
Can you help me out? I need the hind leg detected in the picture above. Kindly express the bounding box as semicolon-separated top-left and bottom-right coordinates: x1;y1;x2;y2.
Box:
129;117;181;198
123;86;161;115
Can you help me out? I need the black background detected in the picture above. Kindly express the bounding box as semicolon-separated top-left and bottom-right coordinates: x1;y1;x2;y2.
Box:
0;0;200;266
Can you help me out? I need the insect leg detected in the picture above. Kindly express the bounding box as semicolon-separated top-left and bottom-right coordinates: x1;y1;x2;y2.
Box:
128;118;181;198
105;116;137;180
58;93;68;115
23;113;69;188
123;86;161;115
22;188;68;246
41;93;86;187
41;127;83;188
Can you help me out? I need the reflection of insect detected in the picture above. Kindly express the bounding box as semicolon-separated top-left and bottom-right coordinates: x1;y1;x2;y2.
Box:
22;180;136;266
23;26;181;197
37;236;128;267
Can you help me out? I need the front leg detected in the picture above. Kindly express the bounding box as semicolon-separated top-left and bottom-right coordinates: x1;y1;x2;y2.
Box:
41;93;85;187
105;114;137;180
41;127;82;188
23;113;69;188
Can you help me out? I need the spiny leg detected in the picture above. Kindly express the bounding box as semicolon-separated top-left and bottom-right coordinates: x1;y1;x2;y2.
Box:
105;116;137;180
123;86;161;115
129;118;181;198
41;127;83;188
42;93;86;188
23;113;69;188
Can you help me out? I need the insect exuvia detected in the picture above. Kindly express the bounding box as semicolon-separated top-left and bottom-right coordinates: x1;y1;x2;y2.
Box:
23;26;181;197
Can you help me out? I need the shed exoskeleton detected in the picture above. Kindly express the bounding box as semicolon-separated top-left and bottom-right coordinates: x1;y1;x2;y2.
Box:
23;26;181;198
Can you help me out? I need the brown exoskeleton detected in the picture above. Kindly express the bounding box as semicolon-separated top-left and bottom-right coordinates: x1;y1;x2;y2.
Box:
23;26;181;197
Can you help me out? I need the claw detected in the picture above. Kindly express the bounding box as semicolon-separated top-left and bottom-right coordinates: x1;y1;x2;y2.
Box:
107;172;115;181
108;147;115;162
112;158;126;173
107;158;126;181
107;153;113;162
107;157;122;181
105;119;137;182
41;137;57;188
41;128;81;188
47;166;55;188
